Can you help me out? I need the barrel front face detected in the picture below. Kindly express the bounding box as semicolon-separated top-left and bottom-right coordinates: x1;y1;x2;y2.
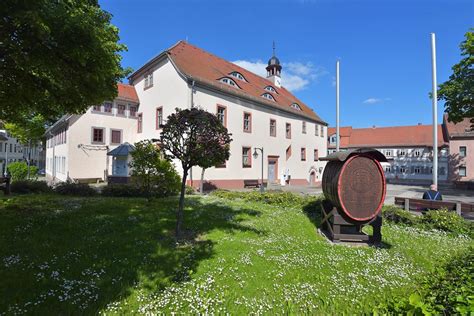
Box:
338;155;386;221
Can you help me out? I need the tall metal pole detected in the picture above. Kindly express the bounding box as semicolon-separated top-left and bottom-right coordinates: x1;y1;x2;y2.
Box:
260;148;264;193
336;60;340;152
431;33;438;187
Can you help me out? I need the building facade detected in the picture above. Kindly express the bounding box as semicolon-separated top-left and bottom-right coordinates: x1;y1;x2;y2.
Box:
46;41;328;188
327;125;449;184
0;127;44;176
444;115;474;182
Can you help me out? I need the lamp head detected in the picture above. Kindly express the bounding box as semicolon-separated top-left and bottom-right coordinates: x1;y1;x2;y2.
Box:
253;148;258;159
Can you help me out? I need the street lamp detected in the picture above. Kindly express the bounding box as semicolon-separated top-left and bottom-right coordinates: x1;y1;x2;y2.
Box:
253;147;264;193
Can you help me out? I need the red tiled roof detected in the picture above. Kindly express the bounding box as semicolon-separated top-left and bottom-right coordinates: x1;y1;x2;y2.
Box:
444;114;474;138
328;124;447;148
117;83;139;103
166;41;325;124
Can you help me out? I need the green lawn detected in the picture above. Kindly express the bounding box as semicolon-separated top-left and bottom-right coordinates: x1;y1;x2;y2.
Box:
0;193;472;314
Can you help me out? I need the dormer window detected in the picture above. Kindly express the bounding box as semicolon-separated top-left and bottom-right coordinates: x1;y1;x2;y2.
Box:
219;77;240;88
291;103;302;110
264;85;277;93
229;72;247;82
261;93;275;101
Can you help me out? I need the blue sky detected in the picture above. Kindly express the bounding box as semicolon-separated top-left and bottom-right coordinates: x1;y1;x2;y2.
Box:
100;0;473;128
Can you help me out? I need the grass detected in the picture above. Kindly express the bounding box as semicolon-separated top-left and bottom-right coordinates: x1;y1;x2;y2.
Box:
0;193;472;314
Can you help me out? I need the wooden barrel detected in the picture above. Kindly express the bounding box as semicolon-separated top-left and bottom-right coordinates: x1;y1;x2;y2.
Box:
322;154;386;222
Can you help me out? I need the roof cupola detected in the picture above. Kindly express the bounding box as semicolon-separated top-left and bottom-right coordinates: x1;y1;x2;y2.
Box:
266;41;282;87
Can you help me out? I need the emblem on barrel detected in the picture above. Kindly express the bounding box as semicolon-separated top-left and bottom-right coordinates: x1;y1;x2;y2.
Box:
320;148;387;243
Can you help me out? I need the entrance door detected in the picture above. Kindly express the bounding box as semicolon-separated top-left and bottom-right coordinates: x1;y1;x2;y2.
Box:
310;171;316;185
267;158;278;183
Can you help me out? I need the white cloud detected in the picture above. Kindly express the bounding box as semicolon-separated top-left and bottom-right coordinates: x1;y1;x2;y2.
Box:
363;97;391;104
232;59;327;92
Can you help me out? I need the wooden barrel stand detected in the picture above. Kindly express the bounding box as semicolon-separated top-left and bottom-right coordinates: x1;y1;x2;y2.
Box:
320;149;386;245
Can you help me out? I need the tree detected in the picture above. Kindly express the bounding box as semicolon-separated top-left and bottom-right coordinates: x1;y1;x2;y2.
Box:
0;0;130;125
438;29;474;126
160;108;232;238
129;140;181;198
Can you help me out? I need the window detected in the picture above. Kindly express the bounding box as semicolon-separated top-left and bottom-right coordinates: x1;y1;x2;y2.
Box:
415;166;421;174
264;86;277;93
243;112;251;133
414;150;421;157
270;119;276;137
302;121;306;134
129;105;137;117
315;124;319;136
314;149;319;161
230;72;246;81
92;128;104;144
144;73;153;89
460;146;467;157
330;135;337;144
385;150;392;157
156;107;163;129
320;126;324;138
291;103;302;110
385;166;391;173
400;166;407;173
262;93;275;101
93;105;101;112
111;130;122;144
399;149;406;156
286;145;292;160
137;113;143;133
301;148;306;161
217;105;226;127
103;102;113;113
242;147;251;168
117;104;126;116
220;77;239;88
286;123;291;139
459;166;467;177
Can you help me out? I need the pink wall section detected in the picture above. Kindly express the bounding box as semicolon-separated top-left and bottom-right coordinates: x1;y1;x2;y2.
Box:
449;139;474;181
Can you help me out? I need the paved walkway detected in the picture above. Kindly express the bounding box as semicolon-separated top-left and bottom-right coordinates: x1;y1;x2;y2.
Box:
280;184;474;205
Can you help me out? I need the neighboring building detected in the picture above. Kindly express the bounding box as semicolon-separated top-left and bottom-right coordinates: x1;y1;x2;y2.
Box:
45;84;139;182
327;124;449;184
444;115;474;182
0;126;44;176
46;41;328;188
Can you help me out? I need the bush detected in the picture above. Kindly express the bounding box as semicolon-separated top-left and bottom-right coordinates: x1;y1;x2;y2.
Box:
7;161;39;181
212;190;315;207
10;180;51;194
53;182;97;196
423;209;473;236
185;185;195;195
376;247;474;315
382;205;420;226
101;184;145;197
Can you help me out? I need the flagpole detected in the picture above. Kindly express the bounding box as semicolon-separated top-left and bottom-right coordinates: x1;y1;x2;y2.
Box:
431;33;438;187
336;60;340;152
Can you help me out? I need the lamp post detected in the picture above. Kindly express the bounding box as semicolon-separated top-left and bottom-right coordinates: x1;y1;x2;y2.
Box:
253;147;264;193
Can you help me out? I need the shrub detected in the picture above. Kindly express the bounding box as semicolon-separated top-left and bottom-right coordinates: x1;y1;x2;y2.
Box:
7;161;39;181
53;182;97;196
185;185;195;195
101;184;145;197
382;205;420;226
376;247;474;315
211;190;315;207
10;180;51;194
423;209;473;236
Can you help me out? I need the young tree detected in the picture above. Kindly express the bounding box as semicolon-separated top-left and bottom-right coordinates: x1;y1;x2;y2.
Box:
0;0;130;125
438;29;474;126
160;108;232;238
129;140;181;198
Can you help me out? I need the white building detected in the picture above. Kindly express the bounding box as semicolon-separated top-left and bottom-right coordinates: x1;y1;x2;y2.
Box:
327;125;449;184
0;126;44;176
46;41;328;188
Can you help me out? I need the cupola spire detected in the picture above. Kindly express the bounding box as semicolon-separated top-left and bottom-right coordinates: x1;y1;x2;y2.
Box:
266;41;282;87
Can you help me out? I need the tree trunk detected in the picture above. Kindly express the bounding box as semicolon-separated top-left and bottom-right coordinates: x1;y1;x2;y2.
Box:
200;168;206;194
176;168;188;239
